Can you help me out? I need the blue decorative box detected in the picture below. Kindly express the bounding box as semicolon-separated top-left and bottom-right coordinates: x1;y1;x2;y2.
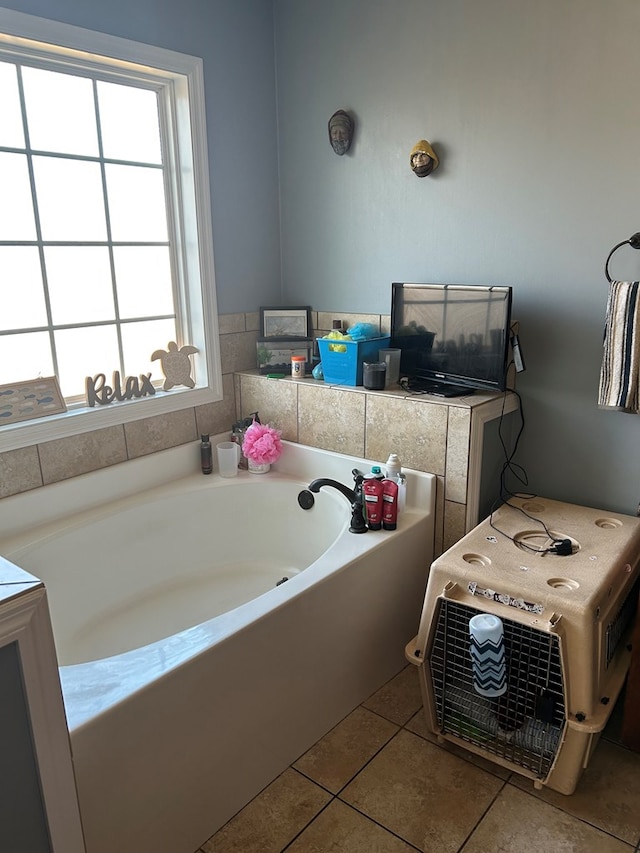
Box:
317;336;391;386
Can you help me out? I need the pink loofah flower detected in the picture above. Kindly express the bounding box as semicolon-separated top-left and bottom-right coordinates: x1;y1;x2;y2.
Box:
241;421;283;465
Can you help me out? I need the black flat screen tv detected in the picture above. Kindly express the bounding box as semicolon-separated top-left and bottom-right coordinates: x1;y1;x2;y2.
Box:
390;283;513;396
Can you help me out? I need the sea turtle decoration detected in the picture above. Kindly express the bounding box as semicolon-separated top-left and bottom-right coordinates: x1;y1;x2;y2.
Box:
151;341;199;390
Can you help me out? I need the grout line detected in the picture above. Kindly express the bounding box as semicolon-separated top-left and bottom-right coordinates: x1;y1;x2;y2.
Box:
35;441;45;487
292;720;402;799
501;777;640;850
280;780;335;853
278;794;334;853
456;779;507;852
197;673;640;852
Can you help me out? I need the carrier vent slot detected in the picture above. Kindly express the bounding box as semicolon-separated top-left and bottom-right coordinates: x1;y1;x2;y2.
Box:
605;578;639;668
429;599;565;780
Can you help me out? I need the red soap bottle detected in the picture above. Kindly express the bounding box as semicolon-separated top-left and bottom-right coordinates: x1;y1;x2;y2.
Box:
362;471;384;530
382;478;399;530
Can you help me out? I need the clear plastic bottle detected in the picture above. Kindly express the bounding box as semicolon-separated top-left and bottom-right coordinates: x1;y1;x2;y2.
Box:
385;453;402;481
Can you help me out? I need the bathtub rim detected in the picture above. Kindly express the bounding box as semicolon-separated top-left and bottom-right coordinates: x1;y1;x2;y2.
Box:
0;436;434;540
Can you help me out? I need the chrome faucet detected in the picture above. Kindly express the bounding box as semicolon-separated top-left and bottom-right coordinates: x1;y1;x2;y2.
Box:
301;470;368;533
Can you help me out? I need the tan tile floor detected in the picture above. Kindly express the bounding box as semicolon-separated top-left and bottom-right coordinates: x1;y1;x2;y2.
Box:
197;665;640;853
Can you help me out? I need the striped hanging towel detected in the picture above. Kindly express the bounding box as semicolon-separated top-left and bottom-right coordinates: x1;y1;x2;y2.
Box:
598;280;639;413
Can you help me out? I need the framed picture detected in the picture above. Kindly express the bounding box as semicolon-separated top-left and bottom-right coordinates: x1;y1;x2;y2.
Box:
0;376;67;425
260;306;312;339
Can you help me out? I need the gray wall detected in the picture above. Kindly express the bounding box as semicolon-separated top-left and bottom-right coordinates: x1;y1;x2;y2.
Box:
274;0;640;515
2;0;639;516
0;0;282;315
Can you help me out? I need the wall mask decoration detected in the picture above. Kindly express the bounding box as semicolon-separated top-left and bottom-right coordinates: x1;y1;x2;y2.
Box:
410;139;439;177
328;109;354;156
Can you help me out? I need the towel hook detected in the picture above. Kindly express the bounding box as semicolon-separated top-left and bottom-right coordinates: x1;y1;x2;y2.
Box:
605;232;640;282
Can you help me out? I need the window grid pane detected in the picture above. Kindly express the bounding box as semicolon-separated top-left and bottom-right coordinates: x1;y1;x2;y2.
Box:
0;58;178;401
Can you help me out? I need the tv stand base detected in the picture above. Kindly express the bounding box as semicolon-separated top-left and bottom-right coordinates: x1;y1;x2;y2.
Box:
407;380;474;397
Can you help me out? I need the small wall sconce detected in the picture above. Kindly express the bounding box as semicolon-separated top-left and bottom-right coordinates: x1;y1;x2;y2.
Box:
328;110;354;156
410;139;439;177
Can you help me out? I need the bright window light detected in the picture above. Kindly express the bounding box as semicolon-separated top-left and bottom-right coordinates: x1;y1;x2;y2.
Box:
0;9;221;451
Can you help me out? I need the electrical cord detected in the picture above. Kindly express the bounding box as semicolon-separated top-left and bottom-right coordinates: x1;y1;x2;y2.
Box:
399;340;572;556
488;360;573;556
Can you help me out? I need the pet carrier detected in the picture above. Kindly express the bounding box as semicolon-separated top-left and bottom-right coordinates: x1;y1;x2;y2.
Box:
406;495;640;794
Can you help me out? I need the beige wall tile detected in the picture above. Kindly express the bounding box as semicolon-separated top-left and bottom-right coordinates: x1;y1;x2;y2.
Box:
298;383;365;456
238;374;298;440
124;408;197;459
316;311;342;332
434;475;445;556
443;499;466;552
364;395;448;475
219;330;259;373
217;312;246;334
445;405;471;503
0;445;43;498
195;373;237;438
245;311;260;331
233;373;242;419
316;312;383;334
39;425;127;485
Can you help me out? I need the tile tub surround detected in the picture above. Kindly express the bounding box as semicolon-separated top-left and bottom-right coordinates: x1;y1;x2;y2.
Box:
0;310;380;498
236;370;518;556
0;309;515;554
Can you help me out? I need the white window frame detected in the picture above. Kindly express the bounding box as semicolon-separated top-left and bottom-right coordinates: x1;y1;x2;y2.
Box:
0;8;222;453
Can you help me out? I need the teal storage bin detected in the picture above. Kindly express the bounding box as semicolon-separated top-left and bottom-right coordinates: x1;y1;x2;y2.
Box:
317;336;391;386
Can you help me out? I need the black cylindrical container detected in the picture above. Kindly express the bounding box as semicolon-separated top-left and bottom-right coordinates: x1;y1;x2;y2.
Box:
200;434;213;474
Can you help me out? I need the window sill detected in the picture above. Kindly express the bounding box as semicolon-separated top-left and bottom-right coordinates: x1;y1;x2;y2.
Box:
1;385;219;453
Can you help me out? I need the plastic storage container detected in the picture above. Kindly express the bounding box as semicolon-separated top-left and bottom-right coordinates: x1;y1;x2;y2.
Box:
317;336;391;386
405;495;640;794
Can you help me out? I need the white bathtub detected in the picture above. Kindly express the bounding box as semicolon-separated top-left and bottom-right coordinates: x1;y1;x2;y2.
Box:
0;438;435;853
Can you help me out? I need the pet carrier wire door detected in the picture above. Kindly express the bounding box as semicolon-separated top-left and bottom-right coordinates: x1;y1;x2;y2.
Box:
406;496;640;794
